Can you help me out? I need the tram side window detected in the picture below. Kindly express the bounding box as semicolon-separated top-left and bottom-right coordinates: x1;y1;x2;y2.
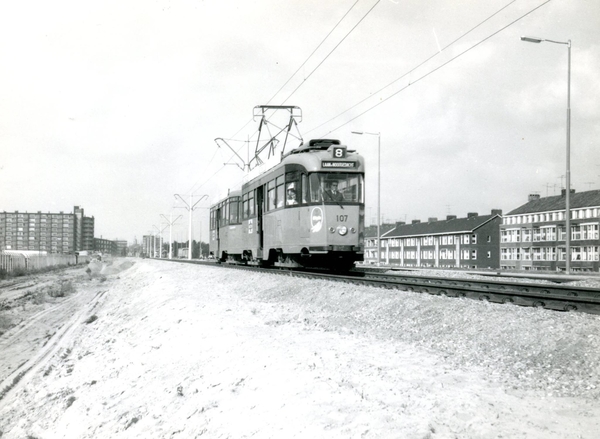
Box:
221;201;228;226
242;193;249;220
267;180;276;211
285;171;301;206
301;174;308;204
249;190;255;216
229;197;240;224
276;176;285;208
241;191;256;219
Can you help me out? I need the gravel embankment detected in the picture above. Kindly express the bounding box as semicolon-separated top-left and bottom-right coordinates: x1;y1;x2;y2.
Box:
244;270;600;399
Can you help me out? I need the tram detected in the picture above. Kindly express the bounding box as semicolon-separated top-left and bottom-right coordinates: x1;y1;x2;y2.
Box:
209;139;365;270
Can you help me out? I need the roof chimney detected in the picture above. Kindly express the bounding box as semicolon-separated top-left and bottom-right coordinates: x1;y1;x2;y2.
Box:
446;215;457;221
395;221;406;228
411;219;421;224
428;217;438;223
491;209;503;216
528;194;541;202
467;212;478;218
561;188;576;197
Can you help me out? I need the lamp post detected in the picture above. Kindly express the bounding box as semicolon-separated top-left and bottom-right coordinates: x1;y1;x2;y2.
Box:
351;130;381;266
521;36;571;273
174;193;208;260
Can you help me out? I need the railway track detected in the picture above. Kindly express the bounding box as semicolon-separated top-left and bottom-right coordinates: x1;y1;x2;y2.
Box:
158;258;600;315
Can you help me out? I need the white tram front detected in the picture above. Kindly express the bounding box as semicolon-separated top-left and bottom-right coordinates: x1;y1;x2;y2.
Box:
210;139;365;270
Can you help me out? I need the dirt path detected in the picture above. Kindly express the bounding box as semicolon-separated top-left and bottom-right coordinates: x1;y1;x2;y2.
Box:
0;265;114;401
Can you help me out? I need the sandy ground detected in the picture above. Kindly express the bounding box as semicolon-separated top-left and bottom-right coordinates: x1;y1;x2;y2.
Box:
0;258;599;438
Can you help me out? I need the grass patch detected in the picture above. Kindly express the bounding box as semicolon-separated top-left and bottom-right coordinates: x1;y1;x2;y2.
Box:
47;281;76;298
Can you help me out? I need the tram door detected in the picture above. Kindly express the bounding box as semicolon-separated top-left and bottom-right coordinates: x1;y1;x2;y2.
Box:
214;206;221;260
256;186;264;258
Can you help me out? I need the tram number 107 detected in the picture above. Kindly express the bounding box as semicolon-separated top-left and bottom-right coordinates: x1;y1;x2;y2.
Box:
336;215;348;222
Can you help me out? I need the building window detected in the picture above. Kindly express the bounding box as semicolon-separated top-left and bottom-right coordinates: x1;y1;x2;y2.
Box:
572;225;582;241
540;226;556;241
582;224;599;240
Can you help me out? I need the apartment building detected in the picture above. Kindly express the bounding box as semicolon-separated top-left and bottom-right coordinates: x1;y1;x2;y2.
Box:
142;234;162;257
363;223;396;265
500;190;600;272
0;206;95;254
379;210;503;269
115;240;128;256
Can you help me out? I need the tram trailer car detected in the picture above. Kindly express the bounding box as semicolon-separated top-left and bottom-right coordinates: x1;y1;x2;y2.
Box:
209;139;365;270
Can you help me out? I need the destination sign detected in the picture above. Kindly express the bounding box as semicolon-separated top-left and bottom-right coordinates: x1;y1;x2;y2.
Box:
322;161;357;168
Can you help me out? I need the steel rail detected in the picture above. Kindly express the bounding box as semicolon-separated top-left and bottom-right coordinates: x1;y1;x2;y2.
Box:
155;259;600;315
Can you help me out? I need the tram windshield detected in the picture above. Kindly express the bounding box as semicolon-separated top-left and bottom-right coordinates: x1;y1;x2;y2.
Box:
308;173;364;203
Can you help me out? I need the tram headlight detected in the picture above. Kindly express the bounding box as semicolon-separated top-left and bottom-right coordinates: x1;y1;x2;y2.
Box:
338;226;348;236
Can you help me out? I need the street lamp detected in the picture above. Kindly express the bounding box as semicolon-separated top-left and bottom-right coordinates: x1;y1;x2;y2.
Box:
351;130;381;266
174;193;208;260
521;36;571;273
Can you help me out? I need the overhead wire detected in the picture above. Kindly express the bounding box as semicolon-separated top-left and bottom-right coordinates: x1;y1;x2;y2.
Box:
320;0;553;137
280;0;382;105
183;0;372;196
265;0;363;105
306;0;518;135
182;0;551;200
224;0;366;145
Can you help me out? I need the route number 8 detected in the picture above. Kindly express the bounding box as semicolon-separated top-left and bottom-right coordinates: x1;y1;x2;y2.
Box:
332;146;346;158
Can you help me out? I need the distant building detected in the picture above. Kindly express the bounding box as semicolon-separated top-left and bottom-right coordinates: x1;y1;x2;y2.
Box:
114;240;128;256
75;206;95;251
0;206;95;254
380;210;503;269
142;235;161;257
363;223;396;265
94;237;113;255
500;190;600;272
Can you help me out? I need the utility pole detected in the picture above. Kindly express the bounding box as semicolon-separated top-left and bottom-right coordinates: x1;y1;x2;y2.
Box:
153;224;168;258
160;213;183;259
174;193;208;260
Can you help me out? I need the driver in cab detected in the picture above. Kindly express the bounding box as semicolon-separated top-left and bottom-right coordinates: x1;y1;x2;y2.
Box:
324;181;343;202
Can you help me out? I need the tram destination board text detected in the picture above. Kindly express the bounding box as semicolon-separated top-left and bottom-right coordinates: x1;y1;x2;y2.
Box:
321;161;357;168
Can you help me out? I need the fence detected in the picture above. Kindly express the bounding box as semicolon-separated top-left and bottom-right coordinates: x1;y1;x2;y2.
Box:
0;252;89;275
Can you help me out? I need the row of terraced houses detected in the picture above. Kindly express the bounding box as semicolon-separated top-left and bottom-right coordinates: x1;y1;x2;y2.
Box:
0;206;128;256
364;189;600;272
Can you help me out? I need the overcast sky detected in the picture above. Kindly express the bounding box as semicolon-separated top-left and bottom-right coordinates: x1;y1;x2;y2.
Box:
1;0;598;244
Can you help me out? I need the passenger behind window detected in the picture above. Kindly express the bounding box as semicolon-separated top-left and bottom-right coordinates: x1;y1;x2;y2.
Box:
286;183;298;205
